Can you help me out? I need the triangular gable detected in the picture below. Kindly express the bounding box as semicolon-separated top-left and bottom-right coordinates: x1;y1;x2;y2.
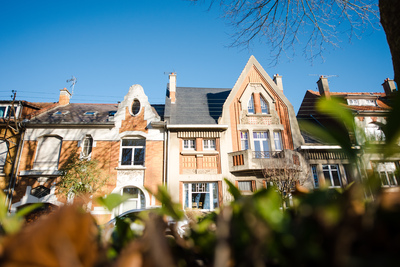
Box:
220;55;303;150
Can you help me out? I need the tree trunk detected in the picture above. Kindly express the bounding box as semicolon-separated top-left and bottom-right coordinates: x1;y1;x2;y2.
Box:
379;0;400;85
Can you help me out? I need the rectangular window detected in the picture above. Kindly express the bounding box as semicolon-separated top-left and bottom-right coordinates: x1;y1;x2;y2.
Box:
376;162;398;187
238;181;253;192
184;182;218;210
0;105;19;119
273;131;282;151
311;165;319;188
183;139;195;150
0;140;8;172
203;139;216;150
241;132;249;150
322;165;342;187
34;136;62;170
253;132;270;158
120;139;145;166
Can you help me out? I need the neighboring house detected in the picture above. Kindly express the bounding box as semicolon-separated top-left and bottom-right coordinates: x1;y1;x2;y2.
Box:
297;76;400;189
0;99;52;202
164;56;310;210
11;85;165;223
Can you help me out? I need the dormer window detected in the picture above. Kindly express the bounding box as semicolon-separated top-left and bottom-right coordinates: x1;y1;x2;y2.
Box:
260;96;269;114
0;105;20;119
131;99;141;116
248;95;255;114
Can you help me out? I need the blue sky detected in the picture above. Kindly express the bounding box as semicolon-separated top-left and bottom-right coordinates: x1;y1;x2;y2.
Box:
0;0;393;113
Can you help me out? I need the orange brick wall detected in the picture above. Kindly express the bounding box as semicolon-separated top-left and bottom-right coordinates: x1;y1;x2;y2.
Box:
119;107;149;133
144;140;164;205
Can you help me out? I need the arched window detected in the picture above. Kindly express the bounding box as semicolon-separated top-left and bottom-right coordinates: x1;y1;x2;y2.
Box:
131;99;141;116
120;186;146;213
260;96;269;114
81;135;93;159
248;94;255;114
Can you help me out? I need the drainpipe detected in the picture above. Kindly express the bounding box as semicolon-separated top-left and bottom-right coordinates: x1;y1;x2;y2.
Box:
163;122;168;186
7;129;25;213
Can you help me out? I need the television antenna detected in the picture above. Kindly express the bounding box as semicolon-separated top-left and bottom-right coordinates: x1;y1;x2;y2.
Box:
309;74;339;78
66;76;77;96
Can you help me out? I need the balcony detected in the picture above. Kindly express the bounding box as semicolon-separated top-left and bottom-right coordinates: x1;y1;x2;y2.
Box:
229;149;285;173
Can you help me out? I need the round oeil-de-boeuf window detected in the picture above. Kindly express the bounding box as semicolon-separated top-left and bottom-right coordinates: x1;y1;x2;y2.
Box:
131;99;141;115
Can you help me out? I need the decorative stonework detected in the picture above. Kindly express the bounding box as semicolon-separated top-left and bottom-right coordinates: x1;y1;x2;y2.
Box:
117;170;145;187
241;110;280;125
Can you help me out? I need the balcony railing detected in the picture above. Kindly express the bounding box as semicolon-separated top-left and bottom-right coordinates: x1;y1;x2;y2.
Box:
229;150;285;172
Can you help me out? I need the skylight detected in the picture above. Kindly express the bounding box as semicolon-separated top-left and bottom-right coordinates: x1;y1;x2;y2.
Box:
84;111;97;115
53;111;69;115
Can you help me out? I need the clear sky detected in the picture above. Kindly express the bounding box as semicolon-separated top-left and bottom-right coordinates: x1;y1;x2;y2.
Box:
0;0;393;113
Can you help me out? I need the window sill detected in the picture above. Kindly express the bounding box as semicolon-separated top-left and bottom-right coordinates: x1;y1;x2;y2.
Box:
116;166;146;170
19;170;61;176
181;151;219;156
246;114;271;117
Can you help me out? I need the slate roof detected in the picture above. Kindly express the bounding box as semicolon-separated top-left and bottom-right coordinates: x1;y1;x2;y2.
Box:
165;87;231;125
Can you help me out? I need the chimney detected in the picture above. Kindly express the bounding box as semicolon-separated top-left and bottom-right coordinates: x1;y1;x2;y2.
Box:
169;73;176;104
273;74;283;92
317;76;331;98
59;88;71;105
382;78;397;96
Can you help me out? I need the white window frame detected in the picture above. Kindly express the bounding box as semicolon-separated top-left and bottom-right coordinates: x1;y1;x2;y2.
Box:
183;139;196;150
322;164;342;188
241;131;249;150
311;165;319;188
260;96;269;114
273;131;282;151
120;138;146;167
184;182;218;210
119;186;146;214
248;94;255;114
0;105;20;119
203;139;216;150
0;140;8;173
253;131;270;158
376;162;398;187
81;135;93;159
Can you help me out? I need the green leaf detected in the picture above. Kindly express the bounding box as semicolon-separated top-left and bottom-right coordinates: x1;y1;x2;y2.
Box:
224;178;242;201
96;194;131;212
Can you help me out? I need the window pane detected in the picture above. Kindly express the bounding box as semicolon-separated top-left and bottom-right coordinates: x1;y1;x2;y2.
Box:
238;181;252;191
131;99;141;115
35;136;62;170
122;139;145;147
133;148;145;165
121;148;132;165
274;132;282;151
123;187;139;197
0;141;7;170
248;95;254;114
323;170;332;187
82;136;93;157
311;165;319;188
260;97;268;114
331;171;341;186
241;132;249;150
0;107;5;118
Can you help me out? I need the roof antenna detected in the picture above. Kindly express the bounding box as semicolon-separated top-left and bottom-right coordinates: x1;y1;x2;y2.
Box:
66;76;77;96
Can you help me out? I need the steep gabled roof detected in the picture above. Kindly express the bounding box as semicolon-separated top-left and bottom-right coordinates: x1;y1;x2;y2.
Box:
166;87;231;125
